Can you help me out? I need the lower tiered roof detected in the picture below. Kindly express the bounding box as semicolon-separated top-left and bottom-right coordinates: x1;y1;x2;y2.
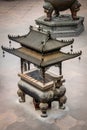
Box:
2;46;82;68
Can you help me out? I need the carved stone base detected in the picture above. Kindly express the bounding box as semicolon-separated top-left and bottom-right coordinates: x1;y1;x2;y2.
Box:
35;15;84;38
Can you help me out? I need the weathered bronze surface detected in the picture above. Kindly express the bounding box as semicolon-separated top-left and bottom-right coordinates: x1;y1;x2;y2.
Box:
18;69;64;91
1;26;82;117
43;0;81;21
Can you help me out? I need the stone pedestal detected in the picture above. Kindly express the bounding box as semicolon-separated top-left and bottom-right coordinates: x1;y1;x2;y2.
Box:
35;15;84;38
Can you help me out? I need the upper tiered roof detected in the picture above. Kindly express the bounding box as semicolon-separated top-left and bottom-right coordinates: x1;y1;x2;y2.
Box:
8;26;74;54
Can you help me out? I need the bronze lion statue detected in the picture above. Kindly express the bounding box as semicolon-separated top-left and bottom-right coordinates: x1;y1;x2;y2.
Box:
43;0;81;21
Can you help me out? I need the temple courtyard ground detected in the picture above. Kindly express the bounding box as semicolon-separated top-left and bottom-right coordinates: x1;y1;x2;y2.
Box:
0;0;87;130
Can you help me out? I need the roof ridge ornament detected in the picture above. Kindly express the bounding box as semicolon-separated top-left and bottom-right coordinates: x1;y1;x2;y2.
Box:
38;26;43;32
47;31;51;37
57;38;74;44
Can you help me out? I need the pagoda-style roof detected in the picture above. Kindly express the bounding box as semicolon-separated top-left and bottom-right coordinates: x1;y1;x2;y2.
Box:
2;46;82;68
2;26;82;69
8;26;74;54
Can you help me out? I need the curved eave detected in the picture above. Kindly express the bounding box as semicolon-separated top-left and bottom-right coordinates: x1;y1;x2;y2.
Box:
8;31;31;43
1;46;41;67
8;27;48;44
41;51;82;67
56;38;74;46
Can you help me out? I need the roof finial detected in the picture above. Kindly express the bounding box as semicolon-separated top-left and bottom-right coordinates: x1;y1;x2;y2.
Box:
38;25;43;31
29;25;33;31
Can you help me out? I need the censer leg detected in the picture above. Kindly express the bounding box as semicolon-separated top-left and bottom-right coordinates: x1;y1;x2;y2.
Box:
39;102;48;117
17;88;25;103
59;95;67;109
33;98;40;110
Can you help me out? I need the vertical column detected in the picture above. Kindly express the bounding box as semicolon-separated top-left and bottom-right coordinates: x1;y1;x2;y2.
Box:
59;62;62;75
40;68;45;84
24;60;27;72
28;61;30;70
20;58;24;73
20;58;30;73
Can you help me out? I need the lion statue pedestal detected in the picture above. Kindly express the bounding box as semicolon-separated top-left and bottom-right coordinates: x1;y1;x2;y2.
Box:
35;15;84;38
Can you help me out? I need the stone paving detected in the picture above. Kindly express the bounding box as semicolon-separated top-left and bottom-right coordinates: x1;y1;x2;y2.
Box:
0;0;87;130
